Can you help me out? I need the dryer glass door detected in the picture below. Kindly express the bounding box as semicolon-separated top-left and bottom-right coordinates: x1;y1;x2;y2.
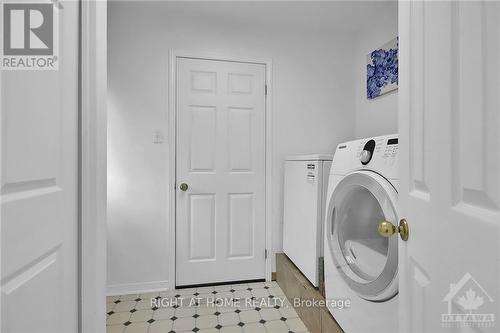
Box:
327;171;399;301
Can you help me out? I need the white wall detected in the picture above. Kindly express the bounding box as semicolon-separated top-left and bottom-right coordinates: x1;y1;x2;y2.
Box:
107;1;358;293
354;5;399;138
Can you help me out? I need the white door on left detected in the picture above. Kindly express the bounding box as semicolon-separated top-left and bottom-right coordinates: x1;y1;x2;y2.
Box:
1;1;80;332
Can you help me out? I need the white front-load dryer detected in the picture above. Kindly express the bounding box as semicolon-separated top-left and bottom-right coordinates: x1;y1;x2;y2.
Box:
324;135;399;333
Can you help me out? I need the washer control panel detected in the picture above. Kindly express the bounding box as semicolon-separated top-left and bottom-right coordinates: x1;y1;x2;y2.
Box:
356;136;398;165
383;138;399;161
332;134;398;179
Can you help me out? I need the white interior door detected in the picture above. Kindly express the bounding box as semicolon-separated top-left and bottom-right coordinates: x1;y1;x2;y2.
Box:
176;57;266;286
399;1;500;332
1;1;79;332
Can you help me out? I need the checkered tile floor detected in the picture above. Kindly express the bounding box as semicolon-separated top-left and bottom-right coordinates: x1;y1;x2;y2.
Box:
106;281;309;333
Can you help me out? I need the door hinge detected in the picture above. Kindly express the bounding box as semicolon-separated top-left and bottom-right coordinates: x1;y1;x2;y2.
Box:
265;249;268;259
264;84;268;96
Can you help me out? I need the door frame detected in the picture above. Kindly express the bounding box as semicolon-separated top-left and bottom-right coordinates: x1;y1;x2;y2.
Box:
167;51;273;289
80;0;107;332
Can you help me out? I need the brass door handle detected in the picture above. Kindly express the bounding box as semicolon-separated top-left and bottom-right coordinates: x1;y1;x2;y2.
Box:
179;183;189;191
378;219;409;241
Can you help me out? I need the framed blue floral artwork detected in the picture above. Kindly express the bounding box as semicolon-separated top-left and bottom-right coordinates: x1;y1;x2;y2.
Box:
367;37;398;99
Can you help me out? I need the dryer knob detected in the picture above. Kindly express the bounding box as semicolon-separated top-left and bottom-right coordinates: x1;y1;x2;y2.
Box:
360;150;372;164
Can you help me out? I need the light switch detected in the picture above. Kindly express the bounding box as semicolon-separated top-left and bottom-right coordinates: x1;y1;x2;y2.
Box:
153;130;164;144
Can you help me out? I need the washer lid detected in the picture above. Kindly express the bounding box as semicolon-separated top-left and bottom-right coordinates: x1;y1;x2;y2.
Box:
326;170;399;301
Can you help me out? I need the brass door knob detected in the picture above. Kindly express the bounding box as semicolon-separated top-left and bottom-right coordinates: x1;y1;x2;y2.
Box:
378;219;409;241
179;183;189;191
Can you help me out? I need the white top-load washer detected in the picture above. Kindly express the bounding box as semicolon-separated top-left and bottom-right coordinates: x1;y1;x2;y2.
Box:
324;135;399;332
283;154;332;287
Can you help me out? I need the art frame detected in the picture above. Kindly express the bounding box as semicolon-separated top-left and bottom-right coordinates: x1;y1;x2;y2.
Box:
367;37;398;99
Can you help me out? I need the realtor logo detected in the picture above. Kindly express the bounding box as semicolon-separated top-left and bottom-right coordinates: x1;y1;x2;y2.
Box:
441;273;495;329
1;1;58;70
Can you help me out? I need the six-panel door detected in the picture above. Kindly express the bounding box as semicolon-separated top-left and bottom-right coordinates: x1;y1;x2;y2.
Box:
399;1;500;332
1;2;80;331
175;58;267;286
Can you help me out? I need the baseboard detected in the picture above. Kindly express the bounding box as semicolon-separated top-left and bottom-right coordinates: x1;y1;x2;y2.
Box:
106;280;170;296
